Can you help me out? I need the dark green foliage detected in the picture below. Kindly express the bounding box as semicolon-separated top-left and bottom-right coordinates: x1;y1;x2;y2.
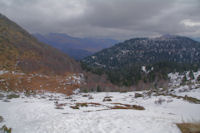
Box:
189;71;194;80
82;35;200;86
96;85;101;92
106;65;142;86
6;94;20;99
81;62;104;75
83;36;200;70
83;89;88;93
197;75;200;81
82;61;199;86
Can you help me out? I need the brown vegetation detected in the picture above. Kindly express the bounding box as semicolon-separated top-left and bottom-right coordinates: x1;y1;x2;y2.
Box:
0;72;82;95
0;125;12;133
111;103;145;110
168;94;200;104
177;123;200;133
0;13;81;75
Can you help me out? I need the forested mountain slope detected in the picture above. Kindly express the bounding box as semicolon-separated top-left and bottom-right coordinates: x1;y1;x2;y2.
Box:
82;35;200;86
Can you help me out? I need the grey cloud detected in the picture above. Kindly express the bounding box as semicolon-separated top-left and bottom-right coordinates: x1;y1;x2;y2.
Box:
0;0;199;40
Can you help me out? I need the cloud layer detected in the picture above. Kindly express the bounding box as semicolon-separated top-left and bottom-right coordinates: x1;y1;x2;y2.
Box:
0;0;200;40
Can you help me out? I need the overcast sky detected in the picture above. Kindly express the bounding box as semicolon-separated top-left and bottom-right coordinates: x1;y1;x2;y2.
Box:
0;0;200;40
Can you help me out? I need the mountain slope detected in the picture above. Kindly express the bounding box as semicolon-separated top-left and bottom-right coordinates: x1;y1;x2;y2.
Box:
33;33;118;60
82;35;200;86
0;13;80;75
83;35;200;69
193;37;200;42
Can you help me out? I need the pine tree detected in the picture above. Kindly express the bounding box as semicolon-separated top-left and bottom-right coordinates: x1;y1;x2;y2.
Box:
181;74;187;85
189;71;194;80
197;75;200;81
96;85;101;92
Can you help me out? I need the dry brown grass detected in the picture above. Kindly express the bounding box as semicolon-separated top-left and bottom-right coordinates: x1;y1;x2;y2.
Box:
87;102;101;106
177;123;200;133
168;94;200;104
77;102;101;107
70;105;79;109
154;93;200;104
0;72;81;95
110;103;145;110
70;102;102;109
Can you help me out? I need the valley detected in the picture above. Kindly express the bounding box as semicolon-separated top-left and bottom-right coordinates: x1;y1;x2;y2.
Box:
0;0;200;132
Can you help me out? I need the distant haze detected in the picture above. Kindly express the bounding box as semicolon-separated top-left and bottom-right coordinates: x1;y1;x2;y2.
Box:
33;33;118;60
0;0;200;40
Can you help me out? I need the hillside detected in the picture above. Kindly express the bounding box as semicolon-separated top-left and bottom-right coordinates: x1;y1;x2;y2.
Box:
1;70;200;133
83;35;200;69
0;14;81;75
0;13;87;95
82;35;200;86
33;33;118;60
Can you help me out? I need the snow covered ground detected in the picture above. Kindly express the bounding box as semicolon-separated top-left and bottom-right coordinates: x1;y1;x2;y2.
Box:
0;89;200;133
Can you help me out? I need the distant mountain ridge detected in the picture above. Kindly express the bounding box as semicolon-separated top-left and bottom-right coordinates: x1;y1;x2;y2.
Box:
33;33;118;60
0;13;81;75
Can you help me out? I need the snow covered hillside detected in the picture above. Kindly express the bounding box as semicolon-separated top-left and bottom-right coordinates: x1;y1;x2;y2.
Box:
0;89;200;133
0;71;200;133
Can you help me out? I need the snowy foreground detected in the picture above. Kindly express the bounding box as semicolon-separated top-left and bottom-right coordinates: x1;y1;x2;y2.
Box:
0;88;200;133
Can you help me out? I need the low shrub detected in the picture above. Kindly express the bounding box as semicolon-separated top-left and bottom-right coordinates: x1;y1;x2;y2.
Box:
155;98;165;105
76;103;88;107
0;116;3;123
132;105;145;110
55;103;66;110
0;125;12;133
103;97;112;102
6;94;20;99
82;94;89;97
55;106;64;110
184;95;200;104
135;93;143;98
70;105;79;109
88;95;94;99
0;93;5;98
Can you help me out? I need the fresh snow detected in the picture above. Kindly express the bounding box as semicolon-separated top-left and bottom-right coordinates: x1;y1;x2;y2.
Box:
0;70;200;133
0;89;200;133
